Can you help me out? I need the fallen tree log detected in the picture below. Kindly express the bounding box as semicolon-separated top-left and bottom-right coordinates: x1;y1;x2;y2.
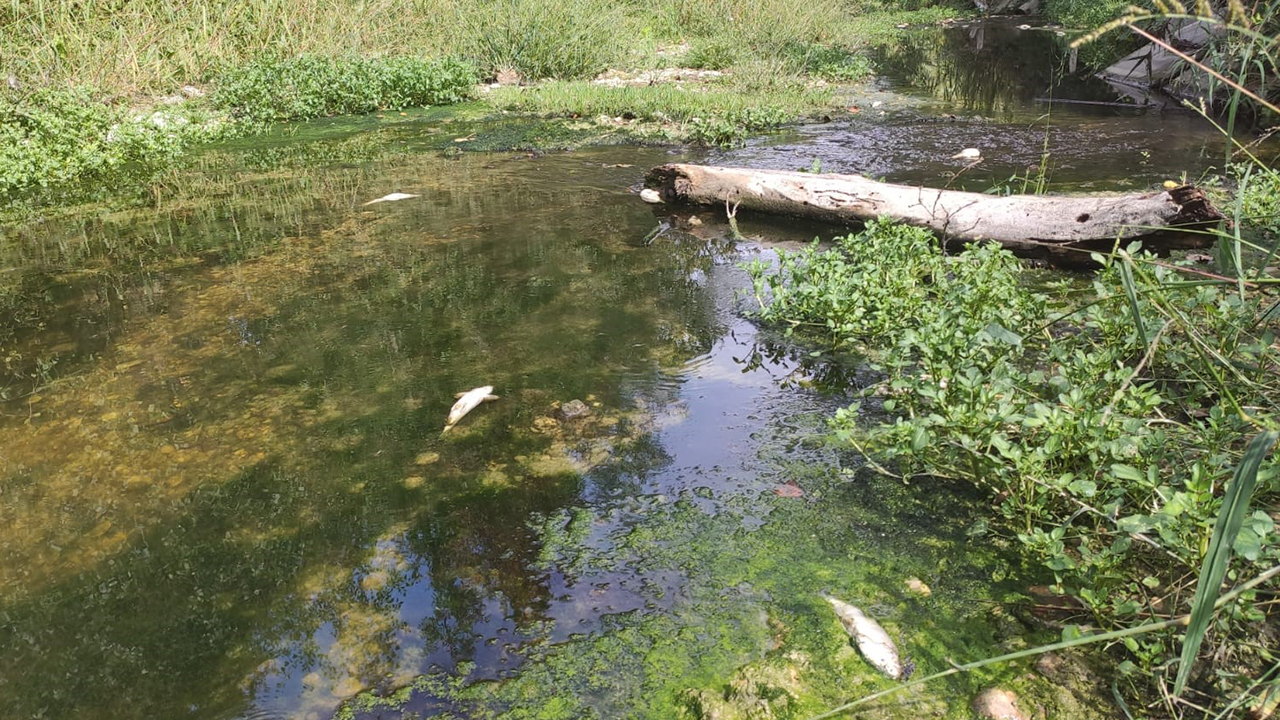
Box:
645;163;1223;264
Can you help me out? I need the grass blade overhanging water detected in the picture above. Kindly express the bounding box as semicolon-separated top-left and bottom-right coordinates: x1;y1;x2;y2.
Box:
1173;429;1279;696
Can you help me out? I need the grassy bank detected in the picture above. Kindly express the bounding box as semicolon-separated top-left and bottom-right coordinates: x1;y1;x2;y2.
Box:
747;212;1280;713
0;0;969;201
741;12;1280;716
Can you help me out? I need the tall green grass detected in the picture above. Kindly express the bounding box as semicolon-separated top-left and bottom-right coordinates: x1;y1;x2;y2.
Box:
458;0;634;80
0;0;904;94
1;0;463;94
3;0;952;197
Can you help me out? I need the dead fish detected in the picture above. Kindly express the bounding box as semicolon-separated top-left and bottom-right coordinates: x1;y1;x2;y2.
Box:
825;595;905;680
951;148;982;161
362;192;419;206
442;386;499;434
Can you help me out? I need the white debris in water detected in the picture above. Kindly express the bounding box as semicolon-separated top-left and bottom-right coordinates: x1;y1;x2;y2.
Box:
639;188;663;204
825;595;905;679
443;385;498;434
951;148;982;161
362;193;420;206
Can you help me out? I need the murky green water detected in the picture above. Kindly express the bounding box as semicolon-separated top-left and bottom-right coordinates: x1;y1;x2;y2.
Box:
0;18;1244;720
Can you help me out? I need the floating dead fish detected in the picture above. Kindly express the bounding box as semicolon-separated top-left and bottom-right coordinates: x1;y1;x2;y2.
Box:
825;595;906;680
951;148;982;161
639;188;663;204
363;192;419;206
443;386;499;433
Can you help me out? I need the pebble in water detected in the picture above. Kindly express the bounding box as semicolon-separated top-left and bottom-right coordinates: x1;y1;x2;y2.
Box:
972;688;1029;720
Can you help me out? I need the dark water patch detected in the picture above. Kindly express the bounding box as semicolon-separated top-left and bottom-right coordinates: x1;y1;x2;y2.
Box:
872;18;1126;119
718;18;1266;192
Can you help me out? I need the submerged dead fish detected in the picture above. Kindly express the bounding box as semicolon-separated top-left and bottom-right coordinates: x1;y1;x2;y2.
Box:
362;192;419;206
825;595;906;680
442;386;499;434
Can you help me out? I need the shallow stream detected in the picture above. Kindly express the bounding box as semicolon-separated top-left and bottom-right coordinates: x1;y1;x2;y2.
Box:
0;18;1249;720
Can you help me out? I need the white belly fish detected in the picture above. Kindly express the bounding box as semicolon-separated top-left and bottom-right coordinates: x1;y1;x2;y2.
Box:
825;595;905;680
442;386;499;433
363;192;419;206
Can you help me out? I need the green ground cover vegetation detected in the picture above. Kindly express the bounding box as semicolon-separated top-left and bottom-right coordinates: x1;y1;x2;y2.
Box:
741;13;1280;715
746;166;1280;717
0;0;968;198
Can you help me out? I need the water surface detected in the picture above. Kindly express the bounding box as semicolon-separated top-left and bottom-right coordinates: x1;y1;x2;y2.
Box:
726;17;1255;191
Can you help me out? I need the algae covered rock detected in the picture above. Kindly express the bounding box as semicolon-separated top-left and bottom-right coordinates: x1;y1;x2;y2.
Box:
972;687;1029;720
679;654;809;720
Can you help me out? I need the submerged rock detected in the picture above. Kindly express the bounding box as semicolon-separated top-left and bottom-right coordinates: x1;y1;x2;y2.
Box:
972;688;1029;720
531;415;561;435
558;399;592;420
904;577;932;597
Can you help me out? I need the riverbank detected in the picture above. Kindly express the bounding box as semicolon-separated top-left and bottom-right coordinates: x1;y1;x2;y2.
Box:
0;1;966;204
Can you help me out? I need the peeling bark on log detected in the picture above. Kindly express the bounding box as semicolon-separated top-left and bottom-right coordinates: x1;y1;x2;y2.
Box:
645;163;1223;265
